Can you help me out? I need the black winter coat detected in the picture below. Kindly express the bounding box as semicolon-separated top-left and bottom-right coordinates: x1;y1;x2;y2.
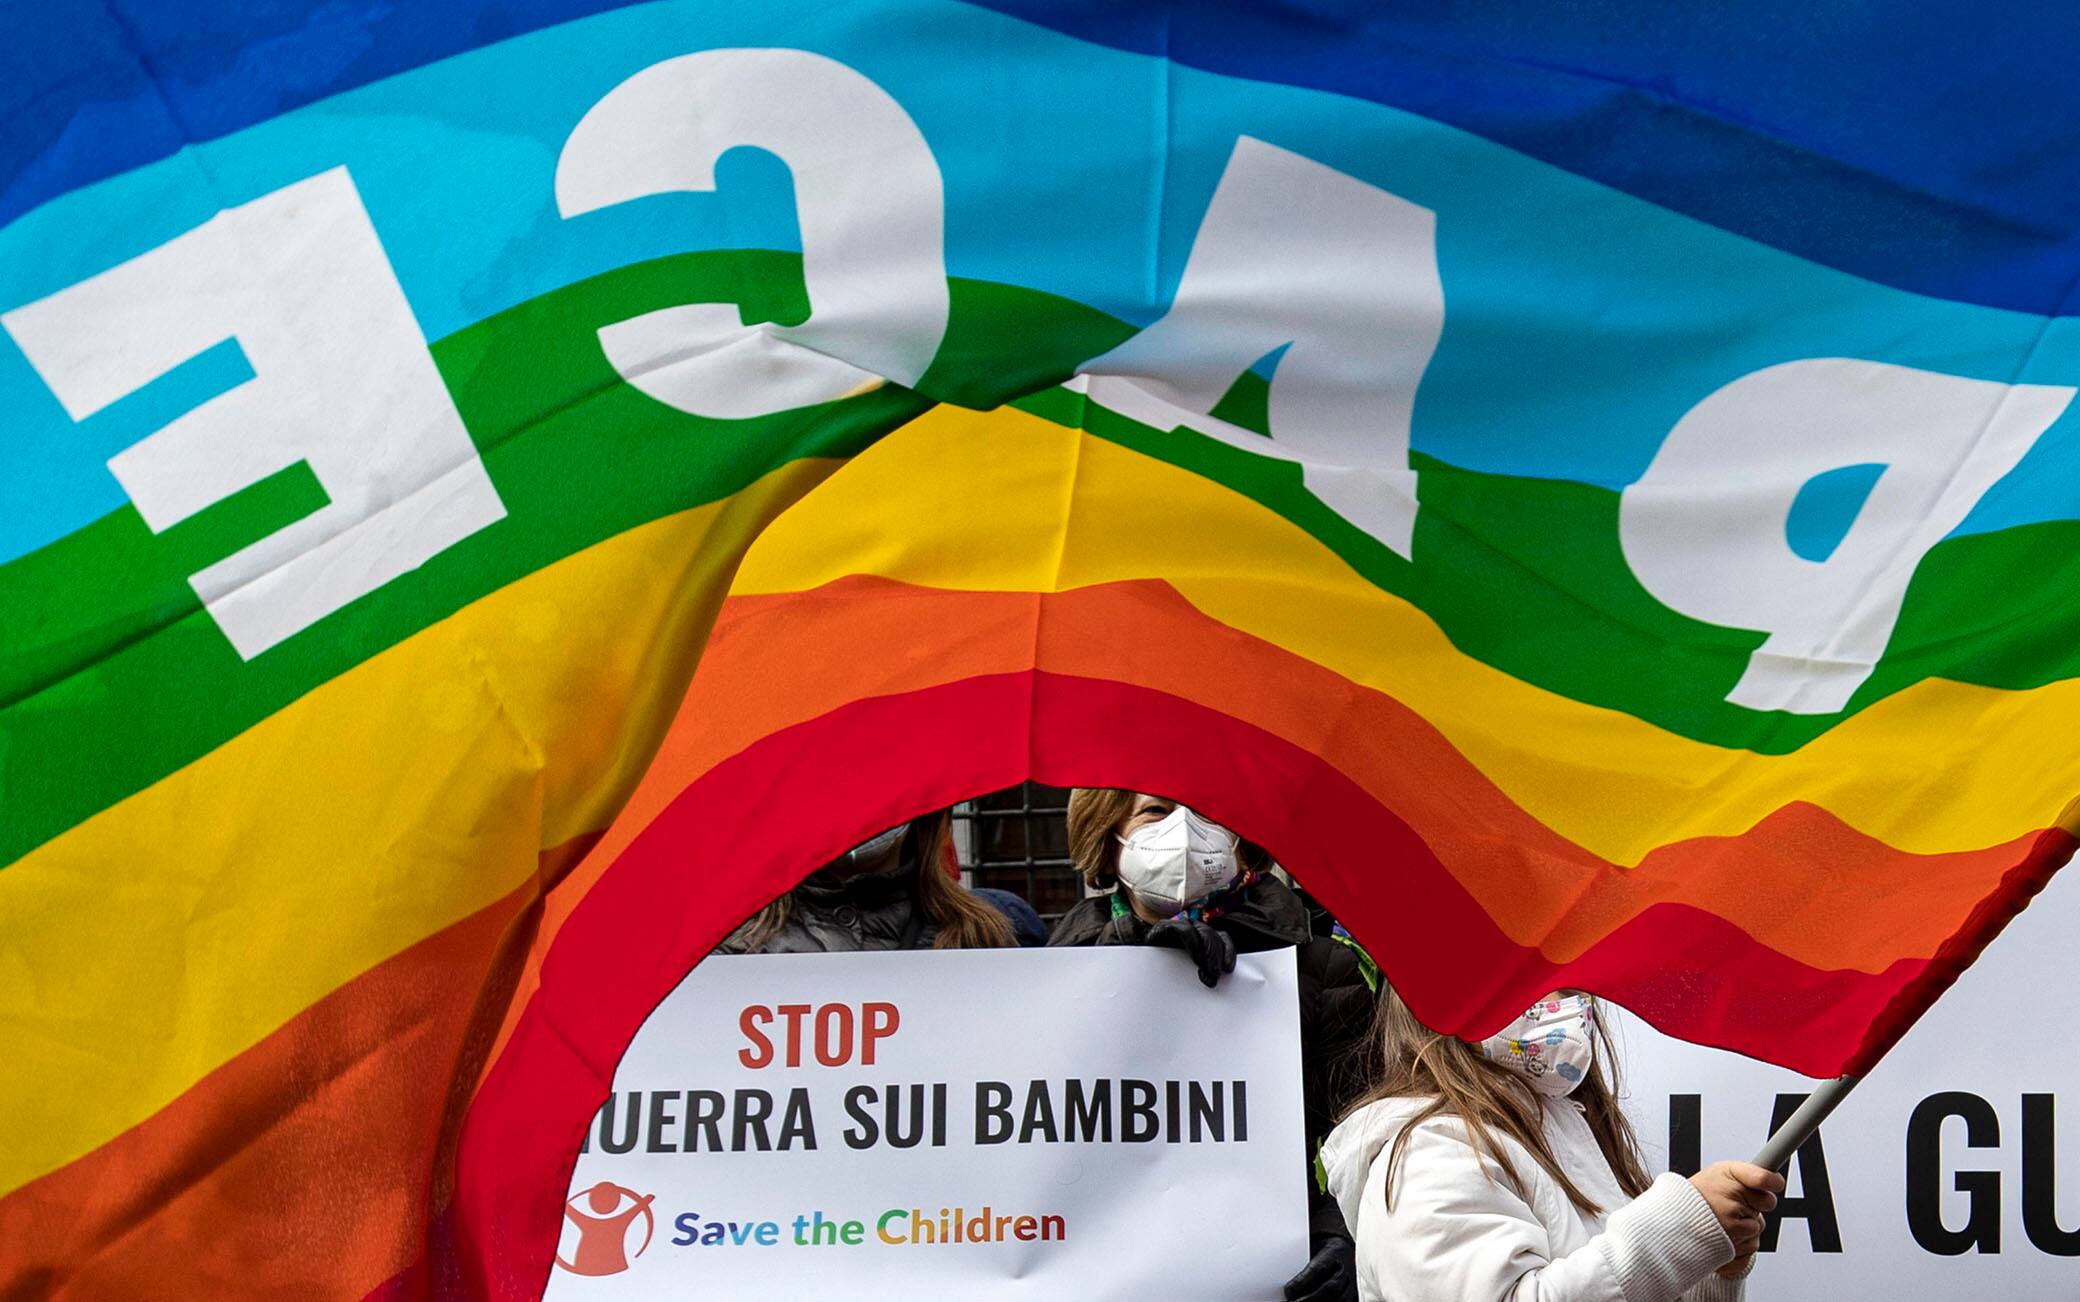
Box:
715;856;938;954
1046;875;1377;1249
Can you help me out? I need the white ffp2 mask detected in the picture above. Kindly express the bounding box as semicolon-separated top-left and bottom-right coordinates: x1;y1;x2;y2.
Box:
1114;806;1242;917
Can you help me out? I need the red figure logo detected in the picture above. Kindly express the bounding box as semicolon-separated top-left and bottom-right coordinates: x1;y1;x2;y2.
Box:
555;1181;657;1277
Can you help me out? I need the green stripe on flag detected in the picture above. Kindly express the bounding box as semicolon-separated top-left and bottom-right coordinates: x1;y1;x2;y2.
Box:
0;251;1129;867
10;249;2080;867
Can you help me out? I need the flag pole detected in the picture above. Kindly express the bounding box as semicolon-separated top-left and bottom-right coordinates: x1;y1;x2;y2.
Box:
1751;1074;1860;1171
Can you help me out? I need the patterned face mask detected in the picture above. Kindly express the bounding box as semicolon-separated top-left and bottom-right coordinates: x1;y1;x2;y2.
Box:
1476;992;1597;1097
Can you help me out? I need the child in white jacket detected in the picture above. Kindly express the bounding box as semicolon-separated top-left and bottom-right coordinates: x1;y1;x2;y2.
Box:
1320;987;1784;1301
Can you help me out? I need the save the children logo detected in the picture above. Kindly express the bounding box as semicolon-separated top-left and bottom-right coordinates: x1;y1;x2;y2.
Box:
555;1181;657;1277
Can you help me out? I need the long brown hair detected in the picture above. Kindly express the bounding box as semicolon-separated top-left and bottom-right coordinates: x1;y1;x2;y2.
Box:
737;812;1014;950
1066;788;1136;887
1347;984;1651;1215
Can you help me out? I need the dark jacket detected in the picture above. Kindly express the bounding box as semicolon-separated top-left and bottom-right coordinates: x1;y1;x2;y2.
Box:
971;887;1049;947
715;855;937;954
1047;874;1377;1249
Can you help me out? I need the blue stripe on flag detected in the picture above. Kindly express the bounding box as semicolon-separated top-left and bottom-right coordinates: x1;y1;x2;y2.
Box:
0;0;640;229
963;0;2080;316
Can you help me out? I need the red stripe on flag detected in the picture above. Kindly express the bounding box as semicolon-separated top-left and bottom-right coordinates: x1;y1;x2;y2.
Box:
431;668;2069;1298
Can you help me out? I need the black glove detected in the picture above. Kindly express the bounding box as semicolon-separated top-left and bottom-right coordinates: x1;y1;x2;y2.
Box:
1282;1234;1356;1302
1145;917;1237;988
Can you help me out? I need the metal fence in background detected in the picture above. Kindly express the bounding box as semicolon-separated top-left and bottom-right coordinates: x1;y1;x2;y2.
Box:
951;782;1088;925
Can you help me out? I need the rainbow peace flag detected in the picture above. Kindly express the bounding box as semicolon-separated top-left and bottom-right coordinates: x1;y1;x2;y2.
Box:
7;1;2079;1294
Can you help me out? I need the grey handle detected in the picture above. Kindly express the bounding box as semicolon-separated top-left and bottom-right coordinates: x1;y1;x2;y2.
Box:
1751;1074;1860;1171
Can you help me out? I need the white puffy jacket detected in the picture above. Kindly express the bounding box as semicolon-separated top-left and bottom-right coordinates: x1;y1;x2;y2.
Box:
1321;1096;1748;1302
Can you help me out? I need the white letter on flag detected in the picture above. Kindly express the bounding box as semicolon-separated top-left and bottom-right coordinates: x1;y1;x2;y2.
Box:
556;48;949;418
1620;357;2073;714
1081;135;1445;559
3;167;505;659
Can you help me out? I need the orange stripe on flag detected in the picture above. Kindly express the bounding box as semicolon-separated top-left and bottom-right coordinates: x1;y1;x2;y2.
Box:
490;571;2045;1055
0;859;566;1300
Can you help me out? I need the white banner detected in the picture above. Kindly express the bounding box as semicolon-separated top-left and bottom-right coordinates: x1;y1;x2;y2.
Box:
544;946;1308;1300
1620;865;2080;1298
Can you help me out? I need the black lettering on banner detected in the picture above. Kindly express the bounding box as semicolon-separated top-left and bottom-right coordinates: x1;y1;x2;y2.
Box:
1906;1091;2000;1255
1760;1093;1842;1253
1066;1080;1112;1142
931;1082;948;1147
733;1089;775;1152
1020;1080;1059;1144
1123;1080;1159;1143
645;1091;680;1154
976;1082;1013;1144
1667;1095;1702;1176
686;1090;726;1152
2022;1094;2080;1256
844;1085;880;1150
1188;1081;1225;1143
778;1087;818;1151
1234;1080;1248;1142
598;1091;640;1155
886;1083;927;1149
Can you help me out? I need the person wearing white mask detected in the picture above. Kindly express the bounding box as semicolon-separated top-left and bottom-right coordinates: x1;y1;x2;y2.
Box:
1321;982;1785;1301
1048;790;1379;1302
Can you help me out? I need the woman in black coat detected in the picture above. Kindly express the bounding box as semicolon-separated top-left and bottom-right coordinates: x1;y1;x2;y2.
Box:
718;810;1015;954
1047;789;1377;1302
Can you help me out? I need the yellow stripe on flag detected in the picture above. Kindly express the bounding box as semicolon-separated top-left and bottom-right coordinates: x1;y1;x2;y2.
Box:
0;459;835;1196
732;403;2080;860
